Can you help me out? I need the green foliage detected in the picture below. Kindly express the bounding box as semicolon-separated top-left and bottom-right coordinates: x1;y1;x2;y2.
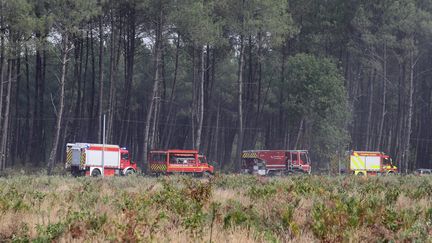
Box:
223;200;260;229
0;175;431;241
49;0;99;33
87;213;108;232
216;0;297;45
213;174;261;189
169;0;221;45
382;207;400;232
152;178;213;237
247;183;277;200
407;179;432;199
0;185;30;213
35;222;65;242
283;53;350;164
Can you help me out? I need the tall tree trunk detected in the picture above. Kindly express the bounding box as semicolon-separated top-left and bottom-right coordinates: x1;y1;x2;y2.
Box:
39;50;47;163
365;70;375;150
120;11;135;145
82;30;90;140
402;49;416;173
191;48;196;148
143;9;162;168
195;46;205;150
98;13;104;142
377;43;387;149
252;33;264;148
48;33;70;175
0;61;12;170
235;36;245;171
150;95;160;148
72;37;82;141
294;118;304;149
107;12;116;143
25;47;32;163
212;102;220;162
88;27;96;141
162;33;180;149
0;32;3;149
12;48;21;163
395;61;405;170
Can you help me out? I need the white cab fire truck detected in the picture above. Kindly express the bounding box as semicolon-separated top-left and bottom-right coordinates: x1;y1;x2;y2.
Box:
65;143;137;177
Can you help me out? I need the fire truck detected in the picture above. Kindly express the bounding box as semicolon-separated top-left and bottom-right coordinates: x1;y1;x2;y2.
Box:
241;150;312;175
65;143;137;177
148;149;214;176
349;151;398;176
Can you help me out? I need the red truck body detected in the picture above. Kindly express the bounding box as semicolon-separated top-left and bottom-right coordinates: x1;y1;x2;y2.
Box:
241;150;311;175
148;149;214;175
66;143;137;176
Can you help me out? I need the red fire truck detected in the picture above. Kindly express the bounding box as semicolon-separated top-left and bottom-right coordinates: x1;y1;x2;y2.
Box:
241;150;312;175
148;149;214;176
65;143;137;176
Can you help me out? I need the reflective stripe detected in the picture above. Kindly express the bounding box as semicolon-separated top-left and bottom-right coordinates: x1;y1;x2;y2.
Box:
356;156;365;168
351;156;361;169
149;163;167;172
350;155;365;170
242;152;258;158
80;150;86;169
350;156;360;169
65;147;72;168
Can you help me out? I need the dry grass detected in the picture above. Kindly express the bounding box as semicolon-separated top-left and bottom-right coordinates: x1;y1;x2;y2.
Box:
0;174;431;242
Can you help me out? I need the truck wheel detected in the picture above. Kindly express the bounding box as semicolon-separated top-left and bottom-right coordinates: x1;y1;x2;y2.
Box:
125;169;135;176
91;169;101;177
203;171;213;178
356;172;364;176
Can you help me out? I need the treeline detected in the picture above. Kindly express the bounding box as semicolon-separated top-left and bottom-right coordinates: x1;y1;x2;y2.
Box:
0;0;431;173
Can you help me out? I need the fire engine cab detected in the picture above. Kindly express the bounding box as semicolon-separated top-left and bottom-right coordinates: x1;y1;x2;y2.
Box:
65;143;137;177
241;150;312;175
148;149;214;176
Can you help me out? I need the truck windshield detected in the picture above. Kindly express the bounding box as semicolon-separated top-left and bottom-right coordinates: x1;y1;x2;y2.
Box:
383;158;391;166
291;153;298;164
300;153;308;164
121;153;129;160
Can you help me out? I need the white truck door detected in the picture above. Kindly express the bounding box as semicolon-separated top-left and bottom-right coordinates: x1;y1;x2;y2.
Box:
71;148;82;166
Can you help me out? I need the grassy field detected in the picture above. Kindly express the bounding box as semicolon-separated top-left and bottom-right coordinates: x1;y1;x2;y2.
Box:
0;174;431;242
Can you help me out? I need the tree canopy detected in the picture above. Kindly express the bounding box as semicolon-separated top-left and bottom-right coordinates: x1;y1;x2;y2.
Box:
0;0;432;173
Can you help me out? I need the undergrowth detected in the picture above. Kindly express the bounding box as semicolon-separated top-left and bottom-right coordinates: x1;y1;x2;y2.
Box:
0;175;430;242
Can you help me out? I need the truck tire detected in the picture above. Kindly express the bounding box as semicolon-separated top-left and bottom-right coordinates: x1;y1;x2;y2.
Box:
356;172;364;176
125;169;135;176
91;169;101;177
203;171;213;178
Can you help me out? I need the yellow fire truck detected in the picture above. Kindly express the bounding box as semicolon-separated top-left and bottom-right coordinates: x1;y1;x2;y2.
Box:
350;151;398;176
